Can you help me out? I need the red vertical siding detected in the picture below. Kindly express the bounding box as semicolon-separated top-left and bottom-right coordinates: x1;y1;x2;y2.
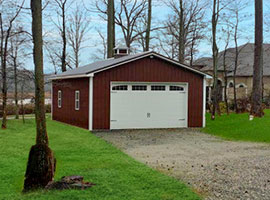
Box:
52;78;89;129
93;57;203;130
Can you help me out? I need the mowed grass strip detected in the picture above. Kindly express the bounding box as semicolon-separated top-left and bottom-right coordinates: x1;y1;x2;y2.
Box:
0;119;199;200
202;109;270;143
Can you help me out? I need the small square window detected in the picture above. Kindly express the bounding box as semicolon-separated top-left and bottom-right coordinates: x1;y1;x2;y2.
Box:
132;85;147;91
112;85;128;91
151;85;166;91
169;86;184;91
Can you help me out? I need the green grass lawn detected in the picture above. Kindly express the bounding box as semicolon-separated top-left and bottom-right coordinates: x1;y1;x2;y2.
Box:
0;119;199;200
202;109;270;143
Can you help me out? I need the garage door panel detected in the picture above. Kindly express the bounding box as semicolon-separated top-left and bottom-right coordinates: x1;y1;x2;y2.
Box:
110;83;188;129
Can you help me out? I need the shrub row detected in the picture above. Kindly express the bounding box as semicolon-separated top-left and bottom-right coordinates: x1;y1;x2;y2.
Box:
0;104;51;117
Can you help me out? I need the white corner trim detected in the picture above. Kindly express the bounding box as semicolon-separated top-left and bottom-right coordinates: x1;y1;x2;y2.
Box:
86;73;94;77
186;82;189;128
203;77;206;127
89;76;94;131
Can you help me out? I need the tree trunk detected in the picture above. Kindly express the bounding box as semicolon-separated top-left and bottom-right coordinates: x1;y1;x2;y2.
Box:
24;0;56;191
223;49;229;115
145;0;152;51
178;0;184;63
1;55;7;128
14;58;19;119
190;27;196;67
61;3;67;72
21;83;25;124
233;11;239;113
107;0;115;58
250;0;264;117
0;14;8;129
211;0;219;120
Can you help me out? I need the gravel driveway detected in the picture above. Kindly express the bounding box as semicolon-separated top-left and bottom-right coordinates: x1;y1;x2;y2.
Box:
95;129;270;200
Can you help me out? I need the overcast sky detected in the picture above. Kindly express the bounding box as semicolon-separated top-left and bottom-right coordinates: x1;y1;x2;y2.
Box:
19;0;270;74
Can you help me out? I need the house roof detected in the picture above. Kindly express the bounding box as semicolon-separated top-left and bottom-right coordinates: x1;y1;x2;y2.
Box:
194;43;270;77
50;51;209;80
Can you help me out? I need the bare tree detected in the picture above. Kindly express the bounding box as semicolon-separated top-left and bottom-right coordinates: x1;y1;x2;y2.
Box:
0;0;24;129
67;4;90;68
211;0;220;120
107;0;115;58
178;0;184;63
161;0;206;63
188;20;205;66
210;0;231;119
8;29;28;119
95;0;148;48
44;43;58;74
145;0;152;51
52;0;70;72
98;30;107;59
227;0;248;113
24;0;55;191
115;0;147;48
90;30;107;61
221;25;232;115
250;0;264;118
95;0;162;52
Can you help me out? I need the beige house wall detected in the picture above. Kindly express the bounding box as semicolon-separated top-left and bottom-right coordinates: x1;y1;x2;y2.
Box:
205;71;270;101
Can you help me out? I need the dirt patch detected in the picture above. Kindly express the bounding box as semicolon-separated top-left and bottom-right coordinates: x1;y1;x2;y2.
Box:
95;129;270;200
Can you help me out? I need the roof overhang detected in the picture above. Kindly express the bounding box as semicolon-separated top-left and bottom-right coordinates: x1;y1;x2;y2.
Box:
50;52;210;80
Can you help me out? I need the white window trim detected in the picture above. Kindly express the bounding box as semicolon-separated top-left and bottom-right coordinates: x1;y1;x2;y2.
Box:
75;90;80;110
111;85;128;91
236;83;247;88
227;81;234;88
169;85;185;92
58;90;62;108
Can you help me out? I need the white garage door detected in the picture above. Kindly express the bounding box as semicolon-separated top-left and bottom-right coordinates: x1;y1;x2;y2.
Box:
110;82;188;130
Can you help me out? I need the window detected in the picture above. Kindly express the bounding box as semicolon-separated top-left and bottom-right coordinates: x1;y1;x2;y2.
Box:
58;90;62;108
112;85;128;91
239;85;244;88
132;85;147;91
75;90;80;110
238;83;246;88
228;82;234;88
169;86;184;91
151;85;166;91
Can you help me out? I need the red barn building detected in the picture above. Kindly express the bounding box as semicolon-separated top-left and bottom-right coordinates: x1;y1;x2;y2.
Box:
51;47;208;131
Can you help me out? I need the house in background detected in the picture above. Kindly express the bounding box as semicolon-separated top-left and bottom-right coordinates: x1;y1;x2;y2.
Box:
50;46;209;131
194;43;270;102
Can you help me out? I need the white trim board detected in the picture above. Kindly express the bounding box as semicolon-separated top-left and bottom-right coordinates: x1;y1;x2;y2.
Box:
88;76;94;131
203;77;206;127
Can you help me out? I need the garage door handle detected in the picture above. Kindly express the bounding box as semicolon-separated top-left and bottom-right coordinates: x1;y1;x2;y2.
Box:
111;120;117;122
179;119;185;120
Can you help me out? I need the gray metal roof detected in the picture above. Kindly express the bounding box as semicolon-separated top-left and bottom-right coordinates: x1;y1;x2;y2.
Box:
51;51;150;78
51;51;208;79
